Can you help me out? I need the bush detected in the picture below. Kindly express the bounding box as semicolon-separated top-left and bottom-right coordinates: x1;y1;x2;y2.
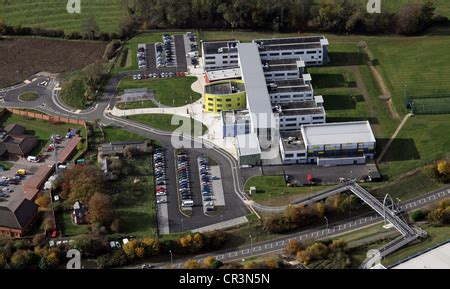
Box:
410;210;428;222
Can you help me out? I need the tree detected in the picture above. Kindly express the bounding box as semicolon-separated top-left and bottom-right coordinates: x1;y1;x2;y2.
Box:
35;194;51;208
203;256;216;268
81;15;100;39
88;193;114;226
10;250;37;269
0;18;6;36
437;160;450;175
142;238;160;256
184;259;201;269
110;218;121;233
123;240;138;259
285;239;302;256
83;61;104;92
60;165;106;203
396;0;435;35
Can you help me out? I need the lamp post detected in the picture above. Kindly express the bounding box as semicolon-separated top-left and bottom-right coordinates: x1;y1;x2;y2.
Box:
249;235;253;258
169;250;173;265
181;218;184;232
324;216;329;237
350;170;353;181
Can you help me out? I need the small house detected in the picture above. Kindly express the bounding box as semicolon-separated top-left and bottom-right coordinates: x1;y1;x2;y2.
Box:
72;201;88;225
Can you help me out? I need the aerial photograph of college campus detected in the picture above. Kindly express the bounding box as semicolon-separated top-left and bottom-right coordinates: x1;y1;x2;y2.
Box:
0;0;449;273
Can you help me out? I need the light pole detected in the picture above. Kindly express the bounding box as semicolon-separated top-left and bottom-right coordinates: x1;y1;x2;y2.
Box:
350;170;353;181
169;250;173;265
324;216;329;237
220;214;223;223
181;218;184;232
249;235;253;258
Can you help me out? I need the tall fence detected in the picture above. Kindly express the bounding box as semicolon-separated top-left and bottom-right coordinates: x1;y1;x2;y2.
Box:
6;108;86;126
404;88;450;115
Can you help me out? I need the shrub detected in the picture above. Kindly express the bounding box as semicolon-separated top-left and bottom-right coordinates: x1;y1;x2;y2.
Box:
410;210;428;222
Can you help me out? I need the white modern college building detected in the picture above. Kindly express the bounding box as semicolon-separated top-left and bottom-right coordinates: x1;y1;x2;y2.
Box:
201;36;376;167
279;121;376;166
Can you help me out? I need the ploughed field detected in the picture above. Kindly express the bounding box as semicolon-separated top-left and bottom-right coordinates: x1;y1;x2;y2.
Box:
0;38;106;87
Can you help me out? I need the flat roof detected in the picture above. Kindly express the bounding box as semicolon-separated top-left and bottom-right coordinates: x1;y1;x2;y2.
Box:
237;133;261;156
259;43;322;52
205;81;245;95
238;43;275;129
254;36;327;46
206;67;241;81
281;131;306;151
222;110;250;126
393;242;450;269
274;101;325;116
302;121;376;146
202;40;240;55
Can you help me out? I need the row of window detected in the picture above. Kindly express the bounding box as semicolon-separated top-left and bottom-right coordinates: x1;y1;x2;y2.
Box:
205;60;239;66
284;153;306;158
207;98;241;102
271;93;313;99
208;103;241;107
261;50;322;57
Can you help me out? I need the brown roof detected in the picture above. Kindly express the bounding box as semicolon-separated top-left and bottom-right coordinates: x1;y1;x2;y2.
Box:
0;199;38;230
24;164;54;196
58;136;82;163
4;124;25;135
2;134;38;156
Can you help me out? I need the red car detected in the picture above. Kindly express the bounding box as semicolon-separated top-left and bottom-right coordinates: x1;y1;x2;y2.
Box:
47;146;55;152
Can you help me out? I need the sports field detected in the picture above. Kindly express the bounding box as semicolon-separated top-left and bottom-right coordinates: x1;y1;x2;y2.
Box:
0;0;129;33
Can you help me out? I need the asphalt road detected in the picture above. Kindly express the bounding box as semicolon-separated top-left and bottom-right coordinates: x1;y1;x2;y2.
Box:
135;185;450;269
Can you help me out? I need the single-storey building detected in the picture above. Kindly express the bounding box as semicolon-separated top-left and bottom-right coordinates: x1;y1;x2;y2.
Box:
72;201;88;225
0;199;38;238
99;141;149;156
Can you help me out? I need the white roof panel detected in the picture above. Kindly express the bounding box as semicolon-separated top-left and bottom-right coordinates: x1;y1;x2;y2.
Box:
302;121;376;146
238;43;275;129
237;133;261;156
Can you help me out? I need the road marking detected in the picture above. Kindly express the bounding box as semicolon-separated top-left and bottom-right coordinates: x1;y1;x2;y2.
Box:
419;199;425;204
216;255;224;260
228;252;237;257
242;249;250;254
276;241;285;247
253;246;261;252
265;244;273;249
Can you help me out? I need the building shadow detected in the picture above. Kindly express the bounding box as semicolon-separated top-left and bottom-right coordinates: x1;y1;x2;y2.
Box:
324;95;362;110
327;52;365;66
326;117;379;125
377;138;421;162
311;73;357;89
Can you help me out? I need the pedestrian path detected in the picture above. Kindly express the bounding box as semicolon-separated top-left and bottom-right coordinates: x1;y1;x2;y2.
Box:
192;216;248;233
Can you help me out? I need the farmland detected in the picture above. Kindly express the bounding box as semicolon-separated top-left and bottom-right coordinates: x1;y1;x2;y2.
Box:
0;0;129;33
0;37;106;87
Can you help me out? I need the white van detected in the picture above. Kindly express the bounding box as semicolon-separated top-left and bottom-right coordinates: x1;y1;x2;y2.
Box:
27;156;39;163
182;200;194;207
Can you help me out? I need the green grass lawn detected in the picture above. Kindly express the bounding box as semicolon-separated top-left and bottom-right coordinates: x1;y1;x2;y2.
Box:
127;114;208;137
367;36;450;116
0;161;13;171
366;170;443;200
61;212;89;236
244;176;334;206
378;114;450;178
0;0;129;33
0;112;84;156
382;224;450;267
115;100;158;110
102;127;147;143
117;77;201;107
60;72;88;109
18;92;39;102
109;155;157;238
338;223;398;245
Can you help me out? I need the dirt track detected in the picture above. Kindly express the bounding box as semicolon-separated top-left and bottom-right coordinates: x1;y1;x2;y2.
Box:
0;37;106;87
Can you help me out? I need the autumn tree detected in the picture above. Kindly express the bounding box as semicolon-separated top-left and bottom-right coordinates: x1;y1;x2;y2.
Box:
142;238;160;256
203;256;216;268
88;193;114;226
60;165;106;203
83;61;104;92
285;239;303;256
396;0;435;35
184;259;201;269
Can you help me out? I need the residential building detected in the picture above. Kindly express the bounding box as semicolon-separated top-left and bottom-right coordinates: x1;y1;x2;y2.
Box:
254;36;329;66
0;199;38;238
267;79;315;104
204;80;247;113
204;67;242;84
201;40;240;71
262;59;305;81
72;201;88;225
274;101;326;131
221;110;251;138
279;121;376;166
99;141;149;156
